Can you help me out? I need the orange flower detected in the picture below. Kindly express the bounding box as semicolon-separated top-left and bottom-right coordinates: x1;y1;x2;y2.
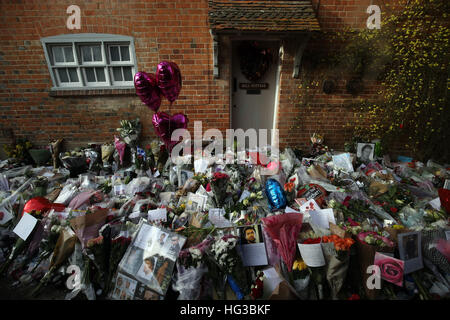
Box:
284;182;295;193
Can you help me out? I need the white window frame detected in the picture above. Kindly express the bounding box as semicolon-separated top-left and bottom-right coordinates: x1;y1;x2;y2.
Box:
41;33;138;91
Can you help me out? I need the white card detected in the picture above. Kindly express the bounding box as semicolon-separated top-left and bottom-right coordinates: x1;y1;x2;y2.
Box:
147;208;167;223
320;208;336;225
299;199;320;213
262;267;283;298
208;208;232;228
298;242;325;267
154;170;160;178
429;197;441;210
310;210;330;229
114;184;126;196
0;206;13;225
445;231;450;241
194;158;209;174
239;243;268;267
13;212;38;240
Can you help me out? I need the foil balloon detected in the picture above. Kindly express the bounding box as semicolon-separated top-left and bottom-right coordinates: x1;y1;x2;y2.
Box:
265;178;287;210
134;71;162;112
22;197;65;217
156;61;182;103
152;112;188;151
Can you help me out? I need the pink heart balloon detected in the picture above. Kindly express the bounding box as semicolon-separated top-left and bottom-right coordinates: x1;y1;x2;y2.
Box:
156;61;182;104
134;71;162;112
152;112;188;151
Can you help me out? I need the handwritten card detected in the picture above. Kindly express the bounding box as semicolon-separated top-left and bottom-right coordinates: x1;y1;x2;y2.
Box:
13;212;38;240
147;208;167;223
299;199;320;213
298;242;325;267
208;208;232;228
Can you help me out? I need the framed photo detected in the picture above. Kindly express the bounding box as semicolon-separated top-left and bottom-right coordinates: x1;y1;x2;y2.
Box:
237;225;268;267
118;221;186;296
356;143;375;162
186;193;207;212
398;231;423;274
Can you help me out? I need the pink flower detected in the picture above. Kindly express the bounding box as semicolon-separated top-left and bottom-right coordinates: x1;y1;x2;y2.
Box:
347;217;359;227
376;258;404;286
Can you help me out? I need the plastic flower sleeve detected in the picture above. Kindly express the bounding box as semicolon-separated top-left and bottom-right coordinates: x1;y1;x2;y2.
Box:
173;263;208;300
261;213;303;272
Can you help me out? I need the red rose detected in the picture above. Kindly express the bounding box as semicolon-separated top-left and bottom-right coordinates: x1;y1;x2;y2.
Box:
0;211;4;220
390;207;398;213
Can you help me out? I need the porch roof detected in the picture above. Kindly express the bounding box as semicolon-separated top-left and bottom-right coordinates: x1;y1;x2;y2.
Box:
208;0;321;32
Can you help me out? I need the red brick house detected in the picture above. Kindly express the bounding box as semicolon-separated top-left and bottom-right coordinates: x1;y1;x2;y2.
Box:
0;0;393;156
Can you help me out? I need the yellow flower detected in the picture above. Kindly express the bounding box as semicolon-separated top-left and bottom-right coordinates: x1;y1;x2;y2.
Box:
293;259;307;271
393;225;404;230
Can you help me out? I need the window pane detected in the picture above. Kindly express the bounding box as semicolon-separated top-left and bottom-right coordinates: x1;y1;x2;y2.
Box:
123;66;133;81
68;68;78;82
110;46;120;61
64;47;74;62
92;46;102;61
53;46;64;63
95;67;105;82
120;46;130;61
112;67;123;81
85;68;96;82
81;46;92;62
57;68;69;82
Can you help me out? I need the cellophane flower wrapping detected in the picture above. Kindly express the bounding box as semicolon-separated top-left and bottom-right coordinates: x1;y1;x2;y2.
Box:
421;228;450;275
321;242;350;299
261;213;303;272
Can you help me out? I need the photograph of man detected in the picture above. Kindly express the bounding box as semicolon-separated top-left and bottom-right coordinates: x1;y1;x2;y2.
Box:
114;288;120;298
242;226;257;244
357;143;374;162
167;235;181;260
116;276;123;288
125;279;130;290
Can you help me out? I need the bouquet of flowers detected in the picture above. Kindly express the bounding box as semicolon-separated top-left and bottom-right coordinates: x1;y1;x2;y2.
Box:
356;231;395;299
249;270;265;300
210;172;230;207
321;234;355;299
105;235;131;295
291;258;310;298
208;234;248;299
174;236;214;300
116;118;141;147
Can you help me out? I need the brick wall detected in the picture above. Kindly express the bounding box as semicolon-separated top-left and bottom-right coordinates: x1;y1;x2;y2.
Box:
0;0;409;157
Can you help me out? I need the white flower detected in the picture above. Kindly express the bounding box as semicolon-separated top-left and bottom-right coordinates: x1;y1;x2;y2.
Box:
243;199;250;206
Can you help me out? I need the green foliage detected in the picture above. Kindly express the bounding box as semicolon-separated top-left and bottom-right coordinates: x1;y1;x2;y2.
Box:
335;0;450;161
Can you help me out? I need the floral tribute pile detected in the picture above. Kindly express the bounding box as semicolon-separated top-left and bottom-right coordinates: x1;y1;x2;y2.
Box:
1;126;449;301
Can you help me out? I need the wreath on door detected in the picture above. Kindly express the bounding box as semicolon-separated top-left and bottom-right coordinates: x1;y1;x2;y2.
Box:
238;41;273;82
